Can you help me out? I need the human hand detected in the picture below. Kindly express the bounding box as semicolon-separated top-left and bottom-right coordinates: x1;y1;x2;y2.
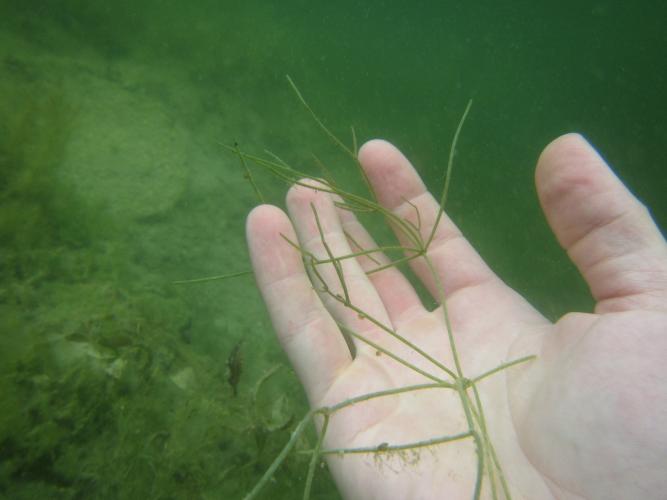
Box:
245;133;667;499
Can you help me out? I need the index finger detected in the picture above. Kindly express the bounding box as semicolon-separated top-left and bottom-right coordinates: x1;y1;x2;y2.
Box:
246;204;351;405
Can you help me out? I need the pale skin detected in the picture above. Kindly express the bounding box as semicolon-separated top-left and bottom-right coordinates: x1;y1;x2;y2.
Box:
245;133;667;499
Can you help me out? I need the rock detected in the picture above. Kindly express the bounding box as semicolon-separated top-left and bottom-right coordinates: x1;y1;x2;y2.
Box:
62;74;190;220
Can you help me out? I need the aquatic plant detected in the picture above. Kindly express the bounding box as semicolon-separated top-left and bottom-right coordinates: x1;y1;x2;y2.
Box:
184;78;536;499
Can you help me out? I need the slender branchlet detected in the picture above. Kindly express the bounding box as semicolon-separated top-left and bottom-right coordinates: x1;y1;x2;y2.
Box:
425;99;473;250
235;141;265;203
286;74;355;160
172;269;252;284
311;203;351;305
320;431;473;456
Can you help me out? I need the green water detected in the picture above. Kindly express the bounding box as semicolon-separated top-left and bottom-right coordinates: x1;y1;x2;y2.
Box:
0;1;664;498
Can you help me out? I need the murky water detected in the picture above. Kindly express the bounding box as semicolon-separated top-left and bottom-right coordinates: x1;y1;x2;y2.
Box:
1;1;664;498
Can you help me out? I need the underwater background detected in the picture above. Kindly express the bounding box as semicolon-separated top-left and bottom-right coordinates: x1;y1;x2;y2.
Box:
0;1;665;498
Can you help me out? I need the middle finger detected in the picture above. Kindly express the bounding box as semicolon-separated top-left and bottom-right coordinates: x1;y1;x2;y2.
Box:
286;179;402;357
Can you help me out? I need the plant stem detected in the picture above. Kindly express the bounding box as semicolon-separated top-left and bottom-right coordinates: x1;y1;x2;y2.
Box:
320;431;473;455
243;410;314;500
172;269;252;284
303;413;329;500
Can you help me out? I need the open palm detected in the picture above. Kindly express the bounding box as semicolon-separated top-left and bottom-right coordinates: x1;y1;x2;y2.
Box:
246;134;667;499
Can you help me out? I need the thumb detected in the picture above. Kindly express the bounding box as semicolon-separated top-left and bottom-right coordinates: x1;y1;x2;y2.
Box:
535;133;667;313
